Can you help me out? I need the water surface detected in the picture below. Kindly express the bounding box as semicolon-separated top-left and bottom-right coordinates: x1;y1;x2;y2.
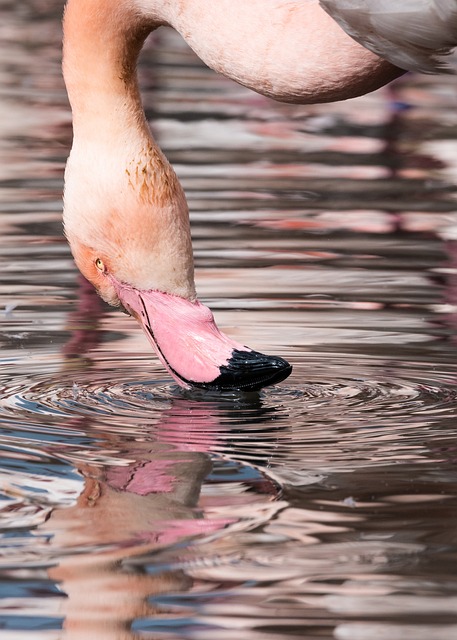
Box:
1;2;457;639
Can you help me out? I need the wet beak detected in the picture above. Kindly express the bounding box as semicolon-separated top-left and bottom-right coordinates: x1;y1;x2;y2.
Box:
110;279;292;391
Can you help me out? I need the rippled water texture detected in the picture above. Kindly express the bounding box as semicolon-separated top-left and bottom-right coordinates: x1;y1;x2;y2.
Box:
2;2;457;639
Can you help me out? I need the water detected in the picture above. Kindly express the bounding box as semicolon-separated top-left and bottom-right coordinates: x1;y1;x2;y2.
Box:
1;2;457;639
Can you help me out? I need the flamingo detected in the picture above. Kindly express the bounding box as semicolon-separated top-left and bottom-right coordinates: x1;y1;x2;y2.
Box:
62;0;456;391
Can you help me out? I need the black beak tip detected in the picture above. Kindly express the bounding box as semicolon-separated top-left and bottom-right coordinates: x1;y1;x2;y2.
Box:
197;349;292;392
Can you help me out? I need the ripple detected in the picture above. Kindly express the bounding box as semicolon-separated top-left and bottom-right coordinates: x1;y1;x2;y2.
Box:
2;356;457;423
2;355;457;479
2;359;455;414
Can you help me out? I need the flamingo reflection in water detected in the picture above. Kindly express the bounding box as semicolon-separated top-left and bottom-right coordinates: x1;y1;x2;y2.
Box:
38;281;283;639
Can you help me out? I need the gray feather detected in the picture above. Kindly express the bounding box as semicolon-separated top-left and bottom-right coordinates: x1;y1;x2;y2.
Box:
320;0;457;73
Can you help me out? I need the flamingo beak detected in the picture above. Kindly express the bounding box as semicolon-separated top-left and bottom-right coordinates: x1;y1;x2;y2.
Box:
110;278;292;391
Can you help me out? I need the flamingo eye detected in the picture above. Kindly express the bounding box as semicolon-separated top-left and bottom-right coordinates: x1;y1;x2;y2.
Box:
95;258;105;272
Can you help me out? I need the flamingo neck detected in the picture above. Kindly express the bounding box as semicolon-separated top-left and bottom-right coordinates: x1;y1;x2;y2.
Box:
61;0;401;302
63;0;403;133
63;0;401;135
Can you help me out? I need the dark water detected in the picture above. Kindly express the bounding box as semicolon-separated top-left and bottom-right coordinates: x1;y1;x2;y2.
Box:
2;2;457;639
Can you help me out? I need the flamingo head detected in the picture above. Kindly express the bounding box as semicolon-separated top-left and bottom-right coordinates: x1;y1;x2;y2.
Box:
63;143;292;391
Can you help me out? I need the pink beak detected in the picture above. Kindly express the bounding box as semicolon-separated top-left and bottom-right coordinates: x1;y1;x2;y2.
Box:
110;278;292;391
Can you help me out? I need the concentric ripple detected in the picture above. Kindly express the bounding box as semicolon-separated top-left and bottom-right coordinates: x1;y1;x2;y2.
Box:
3;355;457;416
2;354;457;479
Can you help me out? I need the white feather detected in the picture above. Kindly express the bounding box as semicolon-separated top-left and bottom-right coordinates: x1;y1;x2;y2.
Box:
320;0;457;73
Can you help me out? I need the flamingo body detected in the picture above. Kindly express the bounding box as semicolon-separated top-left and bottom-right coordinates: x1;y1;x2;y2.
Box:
62;0;456;390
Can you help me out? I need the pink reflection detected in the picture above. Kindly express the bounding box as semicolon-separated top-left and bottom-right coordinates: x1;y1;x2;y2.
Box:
36;275;277;639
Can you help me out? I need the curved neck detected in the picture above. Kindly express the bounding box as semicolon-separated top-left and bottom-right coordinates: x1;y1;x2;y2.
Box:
63;0;401;124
